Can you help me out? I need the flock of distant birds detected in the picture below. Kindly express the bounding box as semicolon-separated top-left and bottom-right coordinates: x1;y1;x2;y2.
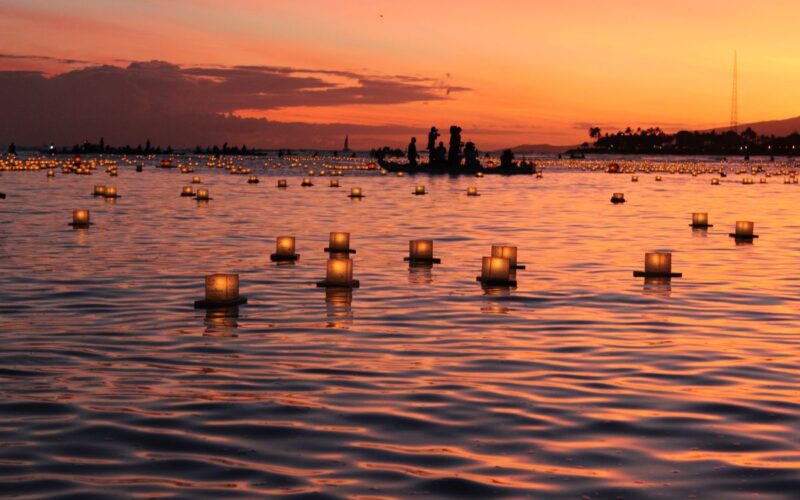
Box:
1;152;796;309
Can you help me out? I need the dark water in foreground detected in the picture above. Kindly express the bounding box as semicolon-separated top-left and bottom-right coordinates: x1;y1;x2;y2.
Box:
1;156;799;498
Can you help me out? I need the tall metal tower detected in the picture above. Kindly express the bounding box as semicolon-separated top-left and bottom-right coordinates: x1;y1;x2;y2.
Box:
730;51;738;132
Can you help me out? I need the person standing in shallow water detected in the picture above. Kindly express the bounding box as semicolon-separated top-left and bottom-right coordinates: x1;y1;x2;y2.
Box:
435;141;447;161
448;125;462;165
427;126;440;162
464;141;479;167
407;137;419;166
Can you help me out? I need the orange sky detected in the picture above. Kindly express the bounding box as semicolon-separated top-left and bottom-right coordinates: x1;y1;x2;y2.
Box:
1;0;799;148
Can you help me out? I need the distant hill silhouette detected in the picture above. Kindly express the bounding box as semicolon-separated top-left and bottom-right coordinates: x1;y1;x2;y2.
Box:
708;115;800;136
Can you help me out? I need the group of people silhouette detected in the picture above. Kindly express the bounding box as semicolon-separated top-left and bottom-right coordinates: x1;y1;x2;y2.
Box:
407;126;518;169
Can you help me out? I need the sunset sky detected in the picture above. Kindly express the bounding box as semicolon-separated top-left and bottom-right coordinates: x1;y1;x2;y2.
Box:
1;0;799;149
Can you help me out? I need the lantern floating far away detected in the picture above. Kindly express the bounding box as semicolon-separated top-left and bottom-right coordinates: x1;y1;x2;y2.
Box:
247;175;259;184
180;186;195;197
404;239;441;264
610;192;626;204
192;176;201;184
301;178;313;187
413;185;427;195
476;172;484;178
633;252;682;278
270;236;299;262
730;221;758;240
348;187;365;198
93;185;106;196
491;245;524;269
317;258;360;288
690;212;713;228
277;179;288;188
104;186;120;198
196;189;211;201
655;176;663;182
477;256;516;286
631;175;639;182
330;179;340;188
325;231;355;254
467;186;479;196
711;178;720;185
68;209;92;228
194;273;248;308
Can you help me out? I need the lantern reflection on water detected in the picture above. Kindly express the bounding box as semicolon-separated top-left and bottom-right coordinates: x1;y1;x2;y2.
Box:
69;209;92;228
477;256;516;286
633;252;682;278
270;236;299;262
194;273;248;308
325;232;355;253
730;221;758;239
690;212;712;228
491;245;524;269
404;239;441;264
317;258;360;288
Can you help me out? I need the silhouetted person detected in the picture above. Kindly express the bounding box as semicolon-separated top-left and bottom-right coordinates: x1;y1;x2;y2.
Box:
464;141;479;167
500;149;514;169
434;141;447;161
447;125;462;165
407;137;418;166
427;126;440;161
7;142;16;156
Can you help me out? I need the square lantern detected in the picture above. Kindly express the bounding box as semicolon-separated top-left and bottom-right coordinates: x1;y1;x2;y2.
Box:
610;192;626;204
413;185;427;195
181;186;195;197
730;221;758;239
317;258;360;288
634;252;682;278
477;256;516;286
404;239;441;264
270;236;300;262
325;231;355;253
711;178;720;185
491;245;523;269
104;186;120;198
301;178;313;187
467;186;479;196
349;187;364;198
194;273;248;308
690;212;712;228
655;175;662;181
196;189;211;201
93;185;106;196
631;175;639;182
278;179;288;188
330;179;340;188
69;209;92;228
192;176;201;184
247;176;259;184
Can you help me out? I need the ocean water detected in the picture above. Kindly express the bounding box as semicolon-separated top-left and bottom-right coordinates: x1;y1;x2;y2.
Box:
1;155;799;498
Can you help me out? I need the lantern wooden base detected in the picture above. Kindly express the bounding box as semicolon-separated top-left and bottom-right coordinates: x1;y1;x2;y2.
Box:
196;197;213;201
729;234;759;239
104;194;121;198
136;166;143;172
247;179;260;184
348;195;365;198
476;277;517;286
690;224;713;228
270;253;300;262
610;199;626;204
404;257;441;264
512;264;526;270
316;279;360;288
194;296;248;309
180;192;196;197
412;192;427;195
633;271;682;278
324;248;356;254
467;194;481;197
68;222;93;228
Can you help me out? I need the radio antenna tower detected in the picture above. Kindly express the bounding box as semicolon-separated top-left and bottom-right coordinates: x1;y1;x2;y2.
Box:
730;50;738;132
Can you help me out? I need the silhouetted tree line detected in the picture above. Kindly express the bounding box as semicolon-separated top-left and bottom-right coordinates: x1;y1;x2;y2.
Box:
573;126;800;156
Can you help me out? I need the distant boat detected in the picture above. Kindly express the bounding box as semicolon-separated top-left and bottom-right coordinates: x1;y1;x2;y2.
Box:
378;159;534;176
570;152;586;159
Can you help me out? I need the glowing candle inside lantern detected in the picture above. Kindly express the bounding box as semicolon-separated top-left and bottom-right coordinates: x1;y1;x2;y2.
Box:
248;175;258;183
350;187;363;197
467;186;479;196
692;213;709;227
72;209;90;227
196;189;210;200
632;175;639;182
276;236;296;257
105;186;118;198
644;253;672;275
415;185;426;195
491;245;518;267
205;274;239;304
655;176;662;181
93;185;106;196
302;178;312;186
181;186;194;196
278;179;288;188
329;232;350;252
711;178;720;185
326;258;353;286
410;239;433;260
735;221;754;237
481;256;511;282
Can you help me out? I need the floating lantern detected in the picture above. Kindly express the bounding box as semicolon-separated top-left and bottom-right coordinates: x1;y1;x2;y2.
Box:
180;186;195;197
536;172;543;179
47;170;55;178
610;192;626;204
93;185;106;196
136;165;143;172
404;239;441;264
760;178;767;184
192;176;201;184
491;245;524;269
270;236;299;262
477;256;516;286
277;179;288;188
397;172;405;177
730;221;758;239
325;231;355;253
413;185;427;195
301;178;313;187
329;179;340;187
349;187;365;198
467;186;479;196
247;175;259;184
317;258;360;288
631;175;639;182
194;273;247;308
711;178;720;185
690;212;712;228
196;189;211;201
104;186;120;198
476;171;484;178
655;176;662;182
633;252;682;278
68;209;92;228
